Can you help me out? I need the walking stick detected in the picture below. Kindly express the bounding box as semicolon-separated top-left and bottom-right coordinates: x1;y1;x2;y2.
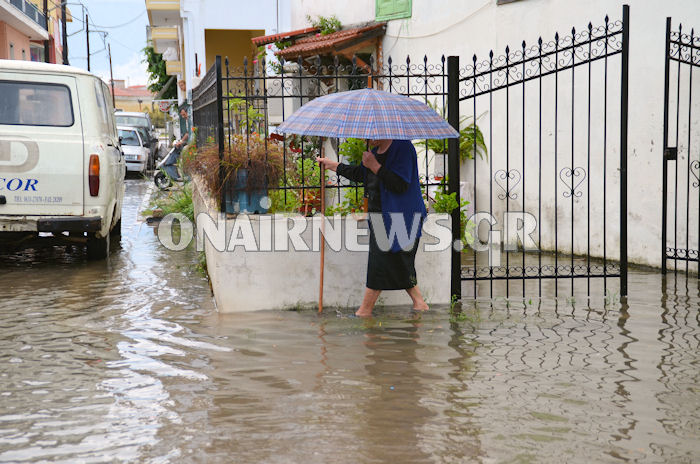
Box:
319;138;325;313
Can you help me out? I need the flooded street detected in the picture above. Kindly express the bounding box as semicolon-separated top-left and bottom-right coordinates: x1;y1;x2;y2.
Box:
0;179;698;463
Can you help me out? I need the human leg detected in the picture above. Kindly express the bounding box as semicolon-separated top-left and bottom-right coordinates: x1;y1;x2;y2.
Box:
356;287;382;317
406;285;429;311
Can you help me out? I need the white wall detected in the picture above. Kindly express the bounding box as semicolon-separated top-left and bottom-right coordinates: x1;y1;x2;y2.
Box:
191;175;452;312
181;0;293;93
288;0;700;270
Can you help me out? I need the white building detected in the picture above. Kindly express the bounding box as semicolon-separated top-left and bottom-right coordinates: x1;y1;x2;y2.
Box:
145;0;292;102
279;0;700;270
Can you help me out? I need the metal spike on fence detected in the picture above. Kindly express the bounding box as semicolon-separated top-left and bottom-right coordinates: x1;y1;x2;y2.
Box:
538;37;542;47
406;55;410;66
388;56;392;66
555;32;560;43
243;56;248;76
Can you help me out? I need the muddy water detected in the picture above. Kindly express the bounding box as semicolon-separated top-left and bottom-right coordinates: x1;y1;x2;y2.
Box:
0;179;698;463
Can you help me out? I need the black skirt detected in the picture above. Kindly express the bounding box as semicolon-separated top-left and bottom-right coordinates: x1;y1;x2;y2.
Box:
366;222;420;290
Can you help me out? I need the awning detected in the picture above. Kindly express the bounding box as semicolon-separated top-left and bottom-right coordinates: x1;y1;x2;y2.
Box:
275;23;386;61
251;27;319;46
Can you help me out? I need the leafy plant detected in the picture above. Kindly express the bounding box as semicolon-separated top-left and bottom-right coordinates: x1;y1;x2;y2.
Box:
227;93;265;134
306;15;342;35
431;178;475;247
338;138;366;165
151;183;195;222
142;45;176;99
424;99;487;161
326;187;365;215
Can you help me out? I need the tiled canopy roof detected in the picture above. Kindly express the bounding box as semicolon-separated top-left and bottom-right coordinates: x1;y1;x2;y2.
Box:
276;23;386;60
251;27;319;46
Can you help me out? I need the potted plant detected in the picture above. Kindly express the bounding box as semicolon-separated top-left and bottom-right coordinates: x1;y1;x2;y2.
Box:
423;100;487;179
185;135;284;214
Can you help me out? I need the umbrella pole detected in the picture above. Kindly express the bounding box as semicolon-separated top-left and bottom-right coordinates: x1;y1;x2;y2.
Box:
319;138;325;313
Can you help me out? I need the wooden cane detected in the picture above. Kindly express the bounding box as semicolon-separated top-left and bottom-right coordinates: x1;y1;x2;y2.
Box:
319;139;325;313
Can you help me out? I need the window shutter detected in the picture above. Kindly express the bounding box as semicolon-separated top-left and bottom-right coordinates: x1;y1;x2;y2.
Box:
376;0;412;21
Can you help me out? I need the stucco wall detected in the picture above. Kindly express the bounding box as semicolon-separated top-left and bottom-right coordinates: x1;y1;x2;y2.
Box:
191;175;452;312
287;0;700;270
0;22;31;60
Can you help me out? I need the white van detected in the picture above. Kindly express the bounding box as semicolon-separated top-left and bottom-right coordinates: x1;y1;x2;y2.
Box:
117;125;149;173
0;61;125;259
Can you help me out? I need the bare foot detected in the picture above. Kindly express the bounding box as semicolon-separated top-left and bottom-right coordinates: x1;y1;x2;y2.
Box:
355;307;373;317
412;302;429;311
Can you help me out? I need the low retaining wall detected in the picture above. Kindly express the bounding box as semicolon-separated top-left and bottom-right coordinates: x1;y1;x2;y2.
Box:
191;175;452;312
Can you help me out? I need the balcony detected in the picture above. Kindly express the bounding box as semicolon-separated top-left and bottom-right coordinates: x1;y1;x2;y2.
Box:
1;0;49;40
146;0;180;27
145;0;180;10
8;0;47;28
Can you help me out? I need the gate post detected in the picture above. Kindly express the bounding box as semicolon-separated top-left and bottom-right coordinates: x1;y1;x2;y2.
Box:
661;17;672;274
215;55;226;213
447;56;461;300
620;5;629;296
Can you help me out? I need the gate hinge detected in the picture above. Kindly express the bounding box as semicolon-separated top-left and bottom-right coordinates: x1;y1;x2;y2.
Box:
665;147;677;160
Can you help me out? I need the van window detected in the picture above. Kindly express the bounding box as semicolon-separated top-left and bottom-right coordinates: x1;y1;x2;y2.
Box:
0;81;74;127
94;79;110;135
119;129;141;146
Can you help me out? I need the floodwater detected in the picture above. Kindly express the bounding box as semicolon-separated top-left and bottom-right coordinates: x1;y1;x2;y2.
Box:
0;179;698;463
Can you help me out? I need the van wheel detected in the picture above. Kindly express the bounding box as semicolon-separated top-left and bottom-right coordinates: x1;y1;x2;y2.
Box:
87;232;110;260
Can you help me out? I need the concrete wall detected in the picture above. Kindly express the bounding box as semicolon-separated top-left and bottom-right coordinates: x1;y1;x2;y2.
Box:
191;175;452;312
287;0;700;270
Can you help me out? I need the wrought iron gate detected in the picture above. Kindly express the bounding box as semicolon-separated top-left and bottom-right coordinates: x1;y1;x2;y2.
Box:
662;17;700;275
449;5;630;299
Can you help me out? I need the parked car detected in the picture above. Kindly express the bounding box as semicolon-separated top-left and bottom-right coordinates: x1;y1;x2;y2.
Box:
118;126;149;173
0;60;125;259
114;111;158;168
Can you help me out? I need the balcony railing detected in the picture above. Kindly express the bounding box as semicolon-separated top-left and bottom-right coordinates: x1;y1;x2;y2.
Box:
6;0;48;29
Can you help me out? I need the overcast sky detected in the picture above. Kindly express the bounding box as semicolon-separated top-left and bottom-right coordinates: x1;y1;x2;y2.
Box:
66;0;149;87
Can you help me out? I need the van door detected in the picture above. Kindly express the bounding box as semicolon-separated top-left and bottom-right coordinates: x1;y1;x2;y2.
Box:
0;73;84;216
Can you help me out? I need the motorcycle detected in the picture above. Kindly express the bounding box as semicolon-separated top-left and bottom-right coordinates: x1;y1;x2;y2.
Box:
153;145;184;190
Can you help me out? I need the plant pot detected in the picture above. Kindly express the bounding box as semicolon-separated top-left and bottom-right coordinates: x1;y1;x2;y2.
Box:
225;168;270;214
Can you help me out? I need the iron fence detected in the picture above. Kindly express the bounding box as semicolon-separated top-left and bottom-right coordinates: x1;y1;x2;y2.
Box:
662;17;700;276
191;5;631;300
456;6;629;299
191;53;453;217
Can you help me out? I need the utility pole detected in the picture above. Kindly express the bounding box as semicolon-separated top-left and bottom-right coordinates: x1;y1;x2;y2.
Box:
61;1;68;65
43;0;50;63
85;14;90;71
108;43;116;107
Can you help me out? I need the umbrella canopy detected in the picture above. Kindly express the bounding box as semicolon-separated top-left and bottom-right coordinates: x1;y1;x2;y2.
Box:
276;88;459;140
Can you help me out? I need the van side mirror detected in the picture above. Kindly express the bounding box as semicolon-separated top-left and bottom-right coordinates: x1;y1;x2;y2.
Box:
118;136;123;145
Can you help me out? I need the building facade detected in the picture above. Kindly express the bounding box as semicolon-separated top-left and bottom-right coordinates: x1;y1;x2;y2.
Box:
0;0;70;63
145;0;292;103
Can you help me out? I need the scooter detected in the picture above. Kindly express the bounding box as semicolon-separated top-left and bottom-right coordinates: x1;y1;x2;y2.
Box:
153;146;183;190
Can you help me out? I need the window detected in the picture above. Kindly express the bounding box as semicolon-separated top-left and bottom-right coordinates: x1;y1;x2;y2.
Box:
115;115;148;128
376;0;412;21
118;129;141;146
94;79;110;135
0;81;74;126
9;43;14;60
22;49;26;60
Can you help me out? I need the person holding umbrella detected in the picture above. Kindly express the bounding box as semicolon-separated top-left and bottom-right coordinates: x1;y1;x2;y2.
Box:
317;138;429;317
277;88;458;316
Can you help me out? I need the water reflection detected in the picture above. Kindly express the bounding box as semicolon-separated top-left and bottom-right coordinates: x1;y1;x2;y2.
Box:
0;180;698;463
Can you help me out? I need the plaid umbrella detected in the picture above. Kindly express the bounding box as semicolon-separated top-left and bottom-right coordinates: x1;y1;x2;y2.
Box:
277;88;459;140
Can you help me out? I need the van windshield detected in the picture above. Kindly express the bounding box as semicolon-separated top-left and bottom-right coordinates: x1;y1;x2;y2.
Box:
119;129;141;146
115;115;148;128
0;81;74;126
